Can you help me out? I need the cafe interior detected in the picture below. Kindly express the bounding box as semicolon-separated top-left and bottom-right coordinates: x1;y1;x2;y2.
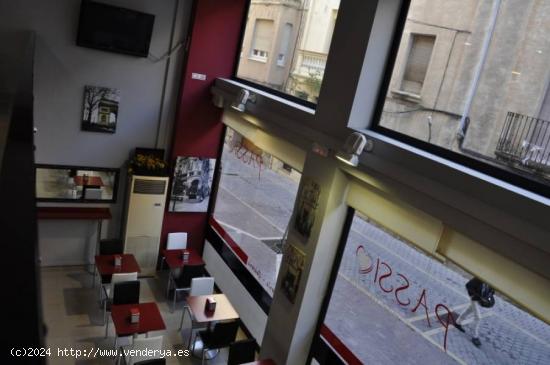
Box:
2;0;550;364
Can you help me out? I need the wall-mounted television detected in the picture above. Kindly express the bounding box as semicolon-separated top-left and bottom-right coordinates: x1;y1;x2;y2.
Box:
77;1;155;57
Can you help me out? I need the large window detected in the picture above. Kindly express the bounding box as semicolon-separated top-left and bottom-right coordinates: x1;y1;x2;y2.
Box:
374;0;550;194
313;212;550;364
212;128;301;295
235;0;341;105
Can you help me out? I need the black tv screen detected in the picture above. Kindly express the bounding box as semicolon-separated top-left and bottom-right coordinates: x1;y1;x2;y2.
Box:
77;1;155;57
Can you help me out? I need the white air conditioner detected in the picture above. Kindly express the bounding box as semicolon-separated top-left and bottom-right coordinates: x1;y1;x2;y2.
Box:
123;175;169;276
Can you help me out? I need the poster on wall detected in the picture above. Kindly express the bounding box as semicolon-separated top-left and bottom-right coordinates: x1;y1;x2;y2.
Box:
280;243;306;304
168;157;216;212
293;177;321;243
81;85;120;133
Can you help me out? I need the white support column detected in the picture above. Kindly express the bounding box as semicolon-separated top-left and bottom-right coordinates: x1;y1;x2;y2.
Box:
260;152;349;365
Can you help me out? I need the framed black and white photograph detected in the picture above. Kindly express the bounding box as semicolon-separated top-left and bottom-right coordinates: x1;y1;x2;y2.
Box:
169;157;216;212
293;177;321;243
280;243;306;304
81;85;120;133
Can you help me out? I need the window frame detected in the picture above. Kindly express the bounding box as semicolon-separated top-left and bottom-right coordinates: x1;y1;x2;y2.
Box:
307;207;356;365
232;0;321;110
208;124;304;306
368;0;550;198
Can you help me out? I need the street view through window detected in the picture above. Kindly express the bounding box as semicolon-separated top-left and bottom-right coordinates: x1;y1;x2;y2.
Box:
213;128;301;295
322;212;550;364
235;0;341;104
379;0;550;186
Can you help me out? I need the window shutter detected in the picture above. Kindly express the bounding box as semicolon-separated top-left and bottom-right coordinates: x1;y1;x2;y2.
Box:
253;19;274;52
403;34;435;94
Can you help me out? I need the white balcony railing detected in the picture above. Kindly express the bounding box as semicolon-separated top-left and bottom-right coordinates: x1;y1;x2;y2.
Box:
293;49;327;77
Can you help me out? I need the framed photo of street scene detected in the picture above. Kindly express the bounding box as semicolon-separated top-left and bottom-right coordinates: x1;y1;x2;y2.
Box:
81;85;120;133
280;242;306;304
293;177;321;244
169;156;216;212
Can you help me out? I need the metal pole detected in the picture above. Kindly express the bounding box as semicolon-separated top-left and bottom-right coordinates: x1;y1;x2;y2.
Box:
457;0;502;143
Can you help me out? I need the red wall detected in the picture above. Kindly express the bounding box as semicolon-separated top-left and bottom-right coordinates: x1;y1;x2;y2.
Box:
160;0;247;253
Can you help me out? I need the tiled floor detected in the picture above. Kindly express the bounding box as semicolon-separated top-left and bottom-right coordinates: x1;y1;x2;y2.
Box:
41;266;248;364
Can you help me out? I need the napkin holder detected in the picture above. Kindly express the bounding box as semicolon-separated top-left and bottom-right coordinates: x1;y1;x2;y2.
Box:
130;307;140;324
182;250;190;263
205;297;217;313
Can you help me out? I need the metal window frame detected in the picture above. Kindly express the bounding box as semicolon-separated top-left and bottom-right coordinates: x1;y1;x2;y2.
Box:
307;207;355;365
368;0;550;198
231;0;320;109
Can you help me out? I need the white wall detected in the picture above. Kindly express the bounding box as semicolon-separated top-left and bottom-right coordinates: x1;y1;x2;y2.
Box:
0;0;192;265
203;241;268;344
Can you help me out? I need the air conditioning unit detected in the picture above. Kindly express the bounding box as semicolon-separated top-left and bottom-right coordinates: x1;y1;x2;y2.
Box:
123;175;169;276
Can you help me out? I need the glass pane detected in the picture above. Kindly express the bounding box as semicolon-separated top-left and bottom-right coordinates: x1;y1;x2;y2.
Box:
236;0;341;104
323;212;550;364
379;0;550;185
213;128;301;295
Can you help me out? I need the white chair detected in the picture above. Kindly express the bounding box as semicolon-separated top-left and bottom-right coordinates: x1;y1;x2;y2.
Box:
161;232;188;270
167;232;188;250
117;335;163;365
180;277;215;347
103;272;138;331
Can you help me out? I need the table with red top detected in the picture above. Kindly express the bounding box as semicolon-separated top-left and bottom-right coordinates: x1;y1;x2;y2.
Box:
164;248;204;269
95;254;141;287
38;207;112;277
164;248;205;295
111;302;165;343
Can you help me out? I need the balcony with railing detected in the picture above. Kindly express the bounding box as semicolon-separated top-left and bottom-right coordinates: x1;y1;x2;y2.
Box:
292;49;328;77
495;112;550;173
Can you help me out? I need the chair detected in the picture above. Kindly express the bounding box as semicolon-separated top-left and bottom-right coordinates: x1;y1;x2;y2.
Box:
113;280;140;305
102;272;138;325
227;338;257;365
96;239;124;289
118;335;163;365
99;239;124;255
180;277;215;346
105;280;140;338
161;232;188;269
193;321;240;365
168;264;204;312
167;232;188;249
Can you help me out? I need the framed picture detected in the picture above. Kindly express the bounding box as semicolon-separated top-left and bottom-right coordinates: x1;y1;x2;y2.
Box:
280;243;306;304
293;177;321;243
169;157;216;212
81;85;120;133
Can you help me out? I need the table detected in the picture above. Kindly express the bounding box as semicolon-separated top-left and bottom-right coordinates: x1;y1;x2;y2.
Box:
95;254;141;277
164;248;204;269
37;207;111;220
111;302;166;346
186;294;239;359
164;248;205;297
37;207;111;272
187;294;239;326
242;361;276;365
95;254;141;291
